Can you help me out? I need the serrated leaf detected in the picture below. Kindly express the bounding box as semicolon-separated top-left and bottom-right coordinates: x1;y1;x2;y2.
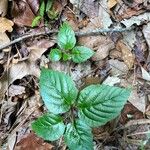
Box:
57;22;76;50
40;0;45;17
40;69;78;114
49;48;62;61
64;120;93;150
78;84;131;127
32;113;65;141
71;46;94;63
32;16;41;27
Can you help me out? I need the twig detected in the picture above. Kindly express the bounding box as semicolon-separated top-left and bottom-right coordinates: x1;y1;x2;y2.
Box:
0;27;134;51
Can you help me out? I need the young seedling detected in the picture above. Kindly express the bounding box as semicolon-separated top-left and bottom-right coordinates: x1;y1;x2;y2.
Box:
49;22;94;63
32;0;56;27
32;68;131;150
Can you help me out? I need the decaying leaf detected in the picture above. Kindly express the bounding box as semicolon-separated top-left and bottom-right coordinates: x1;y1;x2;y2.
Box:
109;59;129;75
128;90;146;113
116;40;135;69
0;0;8;17
103;76;120;86
141;67;150;81
0;17;14;33
15;133;54;150
143;22;150;50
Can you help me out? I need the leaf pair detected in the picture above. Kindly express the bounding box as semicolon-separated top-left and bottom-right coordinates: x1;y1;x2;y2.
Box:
49;22;94;63
32;69;131;150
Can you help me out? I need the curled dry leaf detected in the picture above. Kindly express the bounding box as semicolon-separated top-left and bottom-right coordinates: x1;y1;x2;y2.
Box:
0;0;8;17
0;17;14;33
116;40;135;69
143;22;150;50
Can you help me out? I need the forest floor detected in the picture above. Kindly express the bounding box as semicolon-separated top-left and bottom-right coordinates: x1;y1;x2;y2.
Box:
0;0;150;149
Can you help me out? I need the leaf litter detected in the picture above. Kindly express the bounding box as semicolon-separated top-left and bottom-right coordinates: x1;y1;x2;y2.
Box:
0;0;150;149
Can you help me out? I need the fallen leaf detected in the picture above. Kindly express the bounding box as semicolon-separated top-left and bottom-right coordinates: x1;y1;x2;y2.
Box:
0;0;8;17
8;85;26;97
143;22;150;50
15;133;54;150
141;67;150;81
109;59;129;75
0;32;11;52
128;90;146;113
12;1;35;27
92;39;115;61
121;12;150;28
0;17;14;33
8;133;17;150
108;0;117;9
103;76;120;86
116;40;135;69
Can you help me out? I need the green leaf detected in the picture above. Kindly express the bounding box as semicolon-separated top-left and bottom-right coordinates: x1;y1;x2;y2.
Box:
32;113;65;141
31;16;41;27
64;120;93;150
46;0;53;12
78;84;131;127
49;48;62;61
63;53;71;61
40;0;45;17
71;46;94;63
58;22;76;50
40;69;78;114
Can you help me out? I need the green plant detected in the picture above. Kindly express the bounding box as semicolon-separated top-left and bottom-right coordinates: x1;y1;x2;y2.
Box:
49;22;94;63
32;0;55;27
32;68;131;150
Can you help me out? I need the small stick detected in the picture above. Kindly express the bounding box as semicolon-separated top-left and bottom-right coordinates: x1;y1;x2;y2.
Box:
0;27;134;51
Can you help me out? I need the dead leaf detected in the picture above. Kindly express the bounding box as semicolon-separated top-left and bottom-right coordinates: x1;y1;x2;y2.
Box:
109;59;129;75
128;90;146;113
0;32;11;52
121;12;150;28
103;76;120;86
8;133;17;150
116;40;135;69
108;0;117;9
12;1;35;27
0;0;8;17
8;85;26;97
92;39;115;61
143;22;150;50
15;133;54;150
141;67;150;81
0;17;14;33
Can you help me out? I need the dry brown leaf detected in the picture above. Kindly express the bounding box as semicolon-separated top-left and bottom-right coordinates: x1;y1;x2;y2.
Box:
0;0;8;17
109;59;129;75
92;39;115;61
128;90;146;113
108;0;117;9
0;32;11;52
116;40;135;69
0;17;14;33
15;133;54;150
12;1;35;27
